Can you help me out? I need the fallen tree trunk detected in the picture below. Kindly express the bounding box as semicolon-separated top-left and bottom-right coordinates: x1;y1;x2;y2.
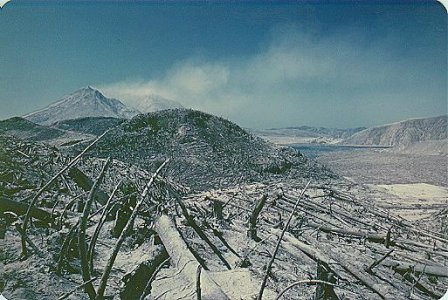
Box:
154;214;230;300
307;222;448;253
380;259;448;278
21;129;112;257
68;167;109;205
0;197;54;224
280;231;401;299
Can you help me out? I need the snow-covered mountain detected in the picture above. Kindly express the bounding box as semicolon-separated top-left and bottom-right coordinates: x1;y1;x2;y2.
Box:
23;86;140;125
119;94;184;113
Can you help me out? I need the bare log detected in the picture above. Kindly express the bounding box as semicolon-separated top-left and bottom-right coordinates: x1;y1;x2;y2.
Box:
307;222;448;253
281;232;397;299
257;180;311;300
68;167;109;205
79;157;111;300
95;159;169;300
21;129;112;257
366;249;394;273
276;279;337;300
88;180;122;273
154;214;230;300
58;277;98;300
380;259;448;278
0;196;53;224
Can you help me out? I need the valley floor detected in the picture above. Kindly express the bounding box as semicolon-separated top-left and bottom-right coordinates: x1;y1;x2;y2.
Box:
314;148;447;225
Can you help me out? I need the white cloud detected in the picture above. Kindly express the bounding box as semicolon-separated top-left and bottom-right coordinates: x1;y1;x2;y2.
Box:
99;27;440;129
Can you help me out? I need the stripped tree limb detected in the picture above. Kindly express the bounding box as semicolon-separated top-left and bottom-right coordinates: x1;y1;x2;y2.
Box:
257;180;311;300
58;277;98;300
79;157;111;300
275;279;337;300
366;249;394;273
306;222;448;253
95;159;170;300
57;220;79;275
68;167;109;205
197;264;202;300
88;180;123;274
21;129;112;257
380;259;448;278
281;233;395;299
154;214;230;300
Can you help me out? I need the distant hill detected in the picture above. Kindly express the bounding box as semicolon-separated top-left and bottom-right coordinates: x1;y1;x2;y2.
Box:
0;117;64;141
23;86;140;125
0;117;93;145
78;109;329;190
251;126;366;145
52;116;125;136
342;115;447;147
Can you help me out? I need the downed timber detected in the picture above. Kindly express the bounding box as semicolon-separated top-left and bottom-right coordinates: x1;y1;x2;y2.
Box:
279;231;402;299
95;159;169;300
281;195;377;229
68;167;109;205
58;277;98;300
257;180;311;300
154;214;230;300
79;158;111;300
0;196;53;224
175;196;231;270
379;259;448;278
307;222;386;243
276;279;337;300
307;222;448;253
88;180;122;274
395;269;443;299
21;129;112;257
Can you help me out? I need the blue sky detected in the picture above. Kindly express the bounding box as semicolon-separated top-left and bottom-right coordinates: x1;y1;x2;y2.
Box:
0;1;446;128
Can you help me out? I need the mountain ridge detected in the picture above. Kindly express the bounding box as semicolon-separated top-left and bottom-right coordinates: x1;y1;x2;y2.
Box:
23;86;140;125
342;115;447;147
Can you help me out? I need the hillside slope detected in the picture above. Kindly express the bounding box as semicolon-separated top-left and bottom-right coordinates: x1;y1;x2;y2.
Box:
81;109;329;190
52;116;125;136
23;87;140;125
343;115;447;147
0;117;93;145
252;126;365;145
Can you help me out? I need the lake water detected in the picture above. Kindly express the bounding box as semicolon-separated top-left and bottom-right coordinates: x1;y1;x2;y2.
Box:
291;144;390;159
